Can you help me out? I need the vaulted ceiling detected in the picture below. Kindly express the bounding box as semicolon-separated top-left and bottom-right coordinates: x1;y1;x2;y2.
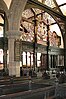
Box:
3;0;66;16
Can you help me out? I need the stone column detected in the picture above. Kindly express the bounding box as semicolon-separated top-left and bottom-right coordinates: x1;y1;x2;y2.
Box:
63;22;66;71
64;35;66;70
7;30;22;77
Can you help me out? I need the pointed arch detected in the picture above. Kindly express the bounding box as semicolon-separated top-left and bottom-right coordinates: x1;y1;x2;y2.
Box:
0;0;8;16
8;0;28;30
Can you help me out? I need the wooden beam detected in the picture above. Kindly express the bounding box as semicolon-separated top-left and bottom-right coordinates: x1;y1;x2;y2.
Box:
27;0;66;21
20;17;33;24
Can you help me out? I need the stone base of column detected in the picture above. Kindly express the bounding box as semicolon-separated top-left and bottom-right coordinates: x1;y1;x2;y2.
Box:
8;62;20;77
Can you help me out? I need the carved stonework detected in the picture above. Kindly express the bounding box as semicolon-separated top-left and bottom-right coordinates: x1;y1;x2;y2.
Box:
6;30;22;39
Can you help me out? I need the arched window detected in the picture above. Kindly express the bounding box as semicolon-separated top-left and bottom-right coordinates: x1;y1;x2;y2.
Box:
20;8;64;48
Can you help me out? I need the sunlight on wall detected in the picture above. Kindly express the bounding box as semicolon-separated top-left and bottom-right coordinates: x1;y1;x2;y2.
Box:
0;49;3;63
22;52;41;67
23;52;26;66
37;53;41;67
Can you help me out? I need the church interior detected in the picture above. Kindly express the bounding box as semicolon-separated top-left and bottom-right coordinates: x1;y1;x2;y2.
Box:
0;0;66;99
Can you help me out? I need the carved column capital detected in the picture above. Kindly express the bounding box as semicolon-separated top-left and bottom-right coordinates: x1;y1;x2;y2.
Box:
6;30;22;39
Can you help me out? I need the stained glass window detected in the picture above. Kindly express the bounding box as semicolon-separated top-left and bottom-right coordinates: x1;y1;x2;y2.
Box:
23;52;26;66
22;9;34;19
38;0;66;16
0;49;3;63
20;8;64;48
50;24;63;48
60;5;66;16
0;26;3;37
56;0;66;5
0;16;4;24
0;15;4;37
45;0;56;8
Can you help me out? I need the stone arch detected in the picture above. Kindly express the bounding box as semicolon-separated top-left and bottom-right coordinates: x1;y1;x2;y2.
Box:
0;0;8;32
7;0;65;37
25;0;64;46
0;0;8;16
25;0;63;30
8;0;28;30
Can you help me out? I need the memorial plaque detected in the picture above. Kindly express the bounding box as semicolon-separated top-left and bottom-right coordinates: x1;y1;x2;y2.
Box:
14;39;21;61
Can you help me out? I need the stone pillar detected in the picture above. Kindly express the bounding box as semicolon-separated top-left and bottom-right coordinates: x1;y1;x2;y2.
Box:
64;36;66;70
64;23;66;70
7;30;22;77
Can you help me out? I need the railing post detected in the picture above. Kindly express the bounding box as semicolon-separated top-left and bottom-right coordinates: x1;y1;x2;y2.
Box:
44;92;46;99
55;78;59;97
